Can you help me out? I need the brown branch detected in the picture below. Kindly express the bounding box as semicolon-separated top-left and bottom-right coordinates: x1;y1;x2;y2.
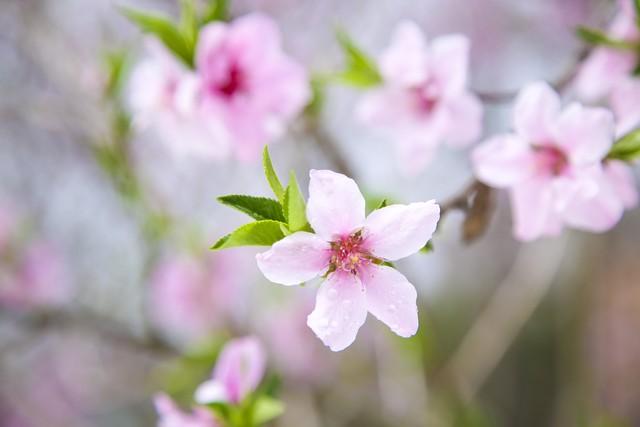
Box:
303;116;356;178
0;308;178;357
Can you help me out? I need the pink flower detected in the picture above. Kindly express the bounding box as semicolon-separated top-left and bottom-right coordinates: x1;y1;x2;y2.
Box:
154;394;218;427
357;21;483;175
194;337;266;405
0;241;69;310
128;41;230;159
181;13;310;161
611;77;640;135
256;170;440;351
574;0;639;101
262;295;334;382
149;253;240;345
472;82;637;241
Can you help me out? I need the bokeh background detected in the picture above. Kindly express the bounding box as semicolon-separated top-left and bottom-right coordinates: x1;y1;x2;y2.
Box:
1;0;638;426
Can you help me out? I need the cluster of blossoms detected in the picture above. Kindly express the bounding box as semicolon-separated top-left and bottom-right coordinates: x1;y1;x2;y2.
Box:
120;1;640;372
155;337;266;427
129;13;310;161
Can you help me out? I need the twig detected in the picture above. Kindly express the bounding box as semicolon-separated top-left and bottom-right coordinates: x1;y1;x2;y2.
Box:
303;116;356;178
439;238;568;401
0;308;178;357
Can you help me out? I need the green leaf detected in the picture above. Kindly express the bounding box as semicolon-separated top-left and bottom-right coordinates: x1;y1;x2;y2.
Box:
263;147;285;204
217;195;285;222
251;396;285;425
304;74;327;117
180;0;199;51
335;29;383;88
420;241;434;254
376;198;388;210
202;0;230;24
635;0;640;21
102;49;130;100
576;26;638;50
284;171;309;232
211;220;286;250
121;7;194;67
607;129;640;161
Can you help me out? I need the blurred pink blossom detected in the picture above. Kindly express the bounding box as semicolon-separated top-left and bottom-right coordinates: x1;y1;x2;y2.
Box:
263;295;334;383
155;393;218;427
357;21;483;175
574;0;639;102
180;12;310;161
256;169;440;351
128;41;230;160
149;252;241;344
194;336;266;405
472;82;637;241
0;241;69;310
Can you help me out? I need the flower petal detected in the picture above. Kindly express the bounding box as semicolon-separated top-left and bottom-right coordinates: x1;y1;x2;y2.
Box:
562;175;625;232
513;82;561;144
430;34;470;97
553;103;615;165
510;177;557;241
213;336;266;404
307;170;366;240
307;272;367;352
604;160;638;209
194;379;229;404
441;92;483;147
361;265;418;337
363;201;440;261
256;232;330;286
611;78;640;136
196;21;228;72
472;134;535;188
379;21;429;86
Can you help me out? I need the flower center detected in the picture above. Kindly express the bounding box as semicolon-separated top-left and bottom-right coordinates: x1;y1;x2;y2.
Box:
213;64;246;99
535;145;569;176
328;230;372;274
412;81;441;114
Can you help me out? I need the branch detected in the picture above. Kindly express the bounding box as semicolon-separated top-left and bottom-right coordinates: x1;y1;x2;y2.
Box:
438;238;568;401
303;116;356;178
439;180;495;243
0;308;178;357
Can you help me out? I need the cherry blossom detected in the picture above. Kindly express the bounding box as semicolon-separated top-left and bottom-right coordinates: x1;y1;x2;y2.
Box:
256;170;440;351
155;394;218;427
128;40;229;160
356;21;483;175
149;252;241;345
194;337;266;405
472;81;637;241
0;241;69;310
574;0;639;102
180;12;310;161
